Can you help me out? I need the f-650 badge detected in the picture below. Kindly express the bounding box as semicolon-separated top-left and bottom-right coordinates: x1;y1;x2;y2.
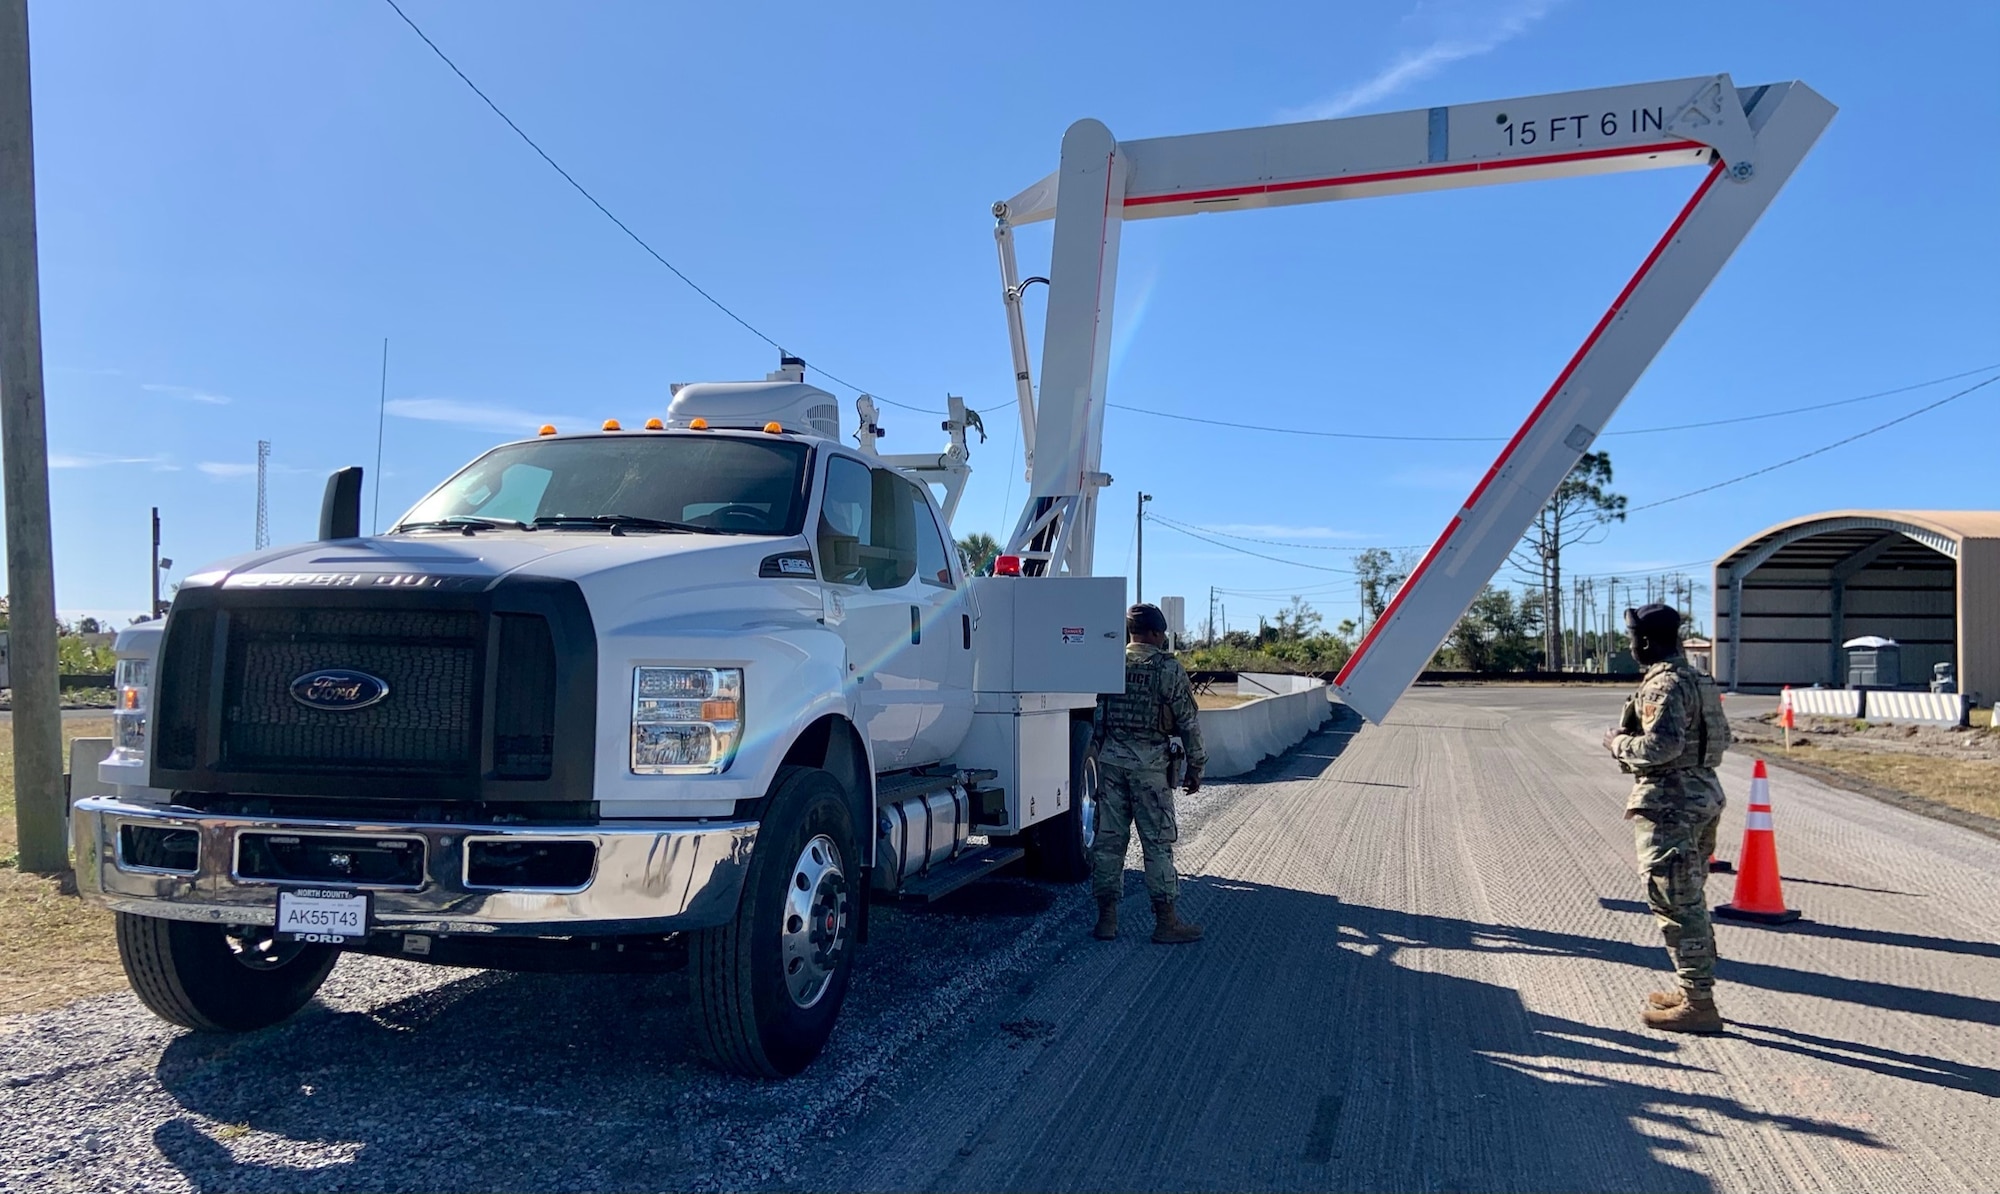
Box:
290;669;390;711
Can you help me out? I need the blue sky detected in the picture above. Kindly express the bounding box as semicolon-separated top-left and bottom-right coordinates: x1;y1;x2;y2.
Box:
19;0;1999;630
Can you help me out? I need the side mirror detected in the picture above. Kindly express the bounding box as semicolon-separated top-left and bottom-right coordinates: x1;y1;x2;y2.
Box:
319;467;365;540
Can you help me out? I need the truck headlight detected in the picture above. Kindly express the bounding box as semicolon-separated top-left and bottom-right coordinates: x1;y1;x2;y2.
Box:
631;667;742;774
113;657;151;760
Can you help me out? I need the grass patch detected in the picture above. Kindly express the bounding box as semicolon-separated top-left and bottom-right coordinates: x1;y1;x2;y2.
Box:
1777;742;2000;823
1;717;125;1015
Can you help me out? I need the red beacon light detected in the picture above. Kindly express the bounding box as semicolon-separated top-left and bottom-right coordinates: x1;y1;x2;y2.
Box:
993;554;1023;577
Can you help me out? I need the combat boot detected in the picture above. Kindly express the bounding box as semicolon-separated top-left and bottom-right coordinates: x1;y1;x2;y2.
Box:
1150;897;1203;945
1641;995;1724;1034
1646;989;1686;1010
1092;894;1119;941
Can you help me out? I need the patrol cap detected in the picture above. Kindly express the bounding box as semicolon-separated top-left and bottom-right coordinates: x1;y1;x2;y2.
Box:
1127;603;1168;634
1624;603;1681;639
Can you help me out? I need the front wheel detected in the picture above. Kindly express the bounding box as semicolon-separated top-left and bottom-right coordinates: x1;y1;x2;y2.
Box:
115;914;339;1032
691;766;859;1078
1025;718;1098;883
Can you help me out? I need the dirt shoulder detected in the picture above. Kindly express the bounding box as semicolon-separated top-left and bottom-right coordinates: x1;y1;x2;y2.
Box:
0;717;124;1015
1731;713;2000;837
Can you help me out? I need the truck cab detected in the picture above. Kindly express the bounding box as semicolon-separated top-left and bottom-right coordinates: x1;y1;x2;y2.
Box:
74;366;1122;1077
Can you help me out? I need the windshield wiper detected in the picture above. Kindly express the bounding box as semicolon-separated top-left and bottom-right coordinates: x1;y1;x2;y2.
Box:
529;514;725;534
392;515;532;534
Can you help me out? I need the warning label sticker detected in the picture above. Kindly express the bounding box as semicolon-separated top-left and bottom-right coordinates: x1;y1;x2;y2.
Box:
1061;627;1086;644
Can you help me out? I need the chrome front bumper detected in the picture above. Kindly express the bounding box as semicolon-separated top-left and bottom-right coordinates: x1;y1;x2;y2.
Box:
71;796;757;936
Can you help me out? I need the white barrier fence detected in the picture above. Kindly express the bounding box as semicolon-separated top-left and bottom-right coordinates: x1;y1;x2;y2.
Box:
1785;688;1862;718
1860;690;1970;727
1201;684;1333;778
1784;687;1968;726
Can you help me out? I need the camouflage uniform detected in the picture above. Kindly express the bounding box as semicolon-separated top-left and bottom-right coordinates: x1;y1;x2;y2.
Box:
1611;658;1732;996
1091;642;1205;902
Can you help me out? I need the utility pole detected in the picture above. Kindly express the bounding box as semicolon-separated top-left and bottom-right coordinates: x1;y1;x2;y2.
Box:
150;507;162;617
371;337;387;533
1134;491;1151;604
254;439;270;549
1208;585;1218;646
0;0;66;872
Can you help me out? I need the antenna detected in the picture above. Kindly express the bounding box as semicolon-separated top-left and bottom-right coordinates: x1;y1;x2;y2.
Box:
255;439;271;549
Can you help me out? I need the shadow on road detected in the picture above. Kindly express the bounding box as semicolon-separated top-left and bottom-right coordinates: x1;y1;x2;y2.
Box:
1597;897;2000;1024
934;882;1887;1193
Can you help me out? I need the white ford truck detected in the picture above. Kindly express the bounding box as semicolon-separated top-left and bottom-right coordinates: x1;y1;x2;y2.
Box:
77;366;1123;1077
78;72;1817;1076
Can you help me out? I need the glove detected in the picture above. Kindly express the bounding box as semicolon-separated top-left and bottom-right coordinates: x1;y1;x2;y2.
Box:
1183;768;1202;795
1602;726;1621;754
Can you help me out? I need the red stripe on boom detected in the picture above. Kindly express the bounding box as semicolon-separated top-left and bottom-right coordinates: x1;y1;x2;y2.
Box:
1124;141;1694;210
1334;157;1727;690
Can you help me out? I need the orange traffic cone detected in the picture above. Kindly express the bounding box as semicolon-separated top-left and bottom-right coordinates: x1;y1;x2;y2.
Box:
1715;759;1801;924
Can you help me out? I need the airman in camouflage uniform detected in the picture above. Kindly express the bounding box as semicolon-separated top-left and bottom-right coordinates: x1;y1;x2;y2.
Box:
1605;603;1732;1034
1090;604;1205;945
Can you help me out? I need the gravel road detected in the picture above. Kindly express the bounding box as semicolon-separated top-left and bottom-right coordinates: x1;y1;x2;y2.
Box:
5;686;1998;1192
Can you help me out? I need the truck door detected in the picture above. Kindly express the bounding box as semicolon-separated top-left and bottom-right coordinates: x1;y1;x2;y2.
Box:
889;473;973;765
816;456;924;768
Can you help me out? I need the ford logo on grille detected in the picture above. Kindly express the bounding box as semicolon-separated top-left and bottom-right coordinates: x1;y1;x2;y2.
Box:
290;669;390;711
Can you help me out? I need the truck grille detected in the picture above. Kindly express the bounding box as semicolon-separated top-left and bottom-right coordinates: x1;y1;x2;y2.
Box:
150;578;592;803
222;608;483;776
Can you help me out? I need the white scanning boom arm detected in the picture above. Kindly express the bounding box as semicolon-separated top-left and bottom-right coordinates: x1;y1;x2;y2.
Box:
995;74;1833;722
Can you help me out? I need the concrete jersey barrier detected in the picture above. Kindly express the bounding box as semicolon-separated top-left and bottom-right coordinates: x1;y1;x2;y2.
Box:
1200;684;1333;778
1861;690;1969;727
1786;688;1862;718
1784;686;1968;726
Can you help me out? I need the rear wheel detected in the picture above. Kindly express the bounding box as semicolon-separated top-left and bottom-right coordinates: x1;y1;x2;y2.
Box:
691;766;859;1078
1025;718;1097;883
115;914;339;1032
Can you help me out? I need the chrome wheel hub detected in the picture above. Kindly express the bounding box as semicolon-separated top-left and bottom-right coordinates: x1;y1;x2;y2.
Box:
226;926;308;971
780;834;848;1009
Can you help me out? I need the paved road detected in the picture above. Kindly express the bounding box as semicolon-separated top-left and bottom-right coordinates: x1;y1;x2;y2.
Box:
4;686;1997;1192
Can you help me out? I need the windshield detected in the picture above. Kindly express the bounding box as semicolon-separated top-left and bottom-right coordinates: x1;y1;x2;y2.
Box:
399;435;813;535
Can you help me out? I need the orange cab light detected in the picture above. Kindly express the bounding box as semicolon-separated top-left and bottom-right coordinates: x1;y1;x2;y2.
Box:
763;421;783;434
538;424;558;436
689;417;710;431
700;699;740;722
602;419;622;432
993;554;1023;576
644;417;664;430
121;687;141;711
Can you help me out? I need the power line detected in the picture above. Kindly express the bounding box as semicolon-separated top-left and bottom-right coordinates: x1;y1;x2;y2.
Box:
1626;374;2000;514
1604;362;2000;436
1107;362;2000;444
1109;403;1500;442
379;0;953;416
1157;520;1429;553
1146;515;1356;574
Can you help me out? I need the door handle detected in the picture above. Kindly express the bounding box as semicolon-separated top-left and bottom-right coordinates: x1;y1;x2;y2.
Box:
910;605;921;645
962;613;972;649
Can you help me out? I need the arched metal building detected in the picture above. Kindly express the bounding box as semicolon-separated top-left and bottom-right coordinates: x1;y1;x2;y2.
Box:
1713;511;2000;702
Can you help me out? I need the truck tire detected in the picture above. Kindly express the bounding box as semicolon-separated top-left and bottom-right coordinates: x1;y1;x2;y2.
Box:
115;913;339;1032
1025;718;1098;883
691;766;858;1078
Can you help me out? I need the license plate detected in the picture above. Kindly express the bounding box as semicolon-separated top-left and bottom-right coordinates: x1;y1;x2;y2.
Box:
275;888;369;943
